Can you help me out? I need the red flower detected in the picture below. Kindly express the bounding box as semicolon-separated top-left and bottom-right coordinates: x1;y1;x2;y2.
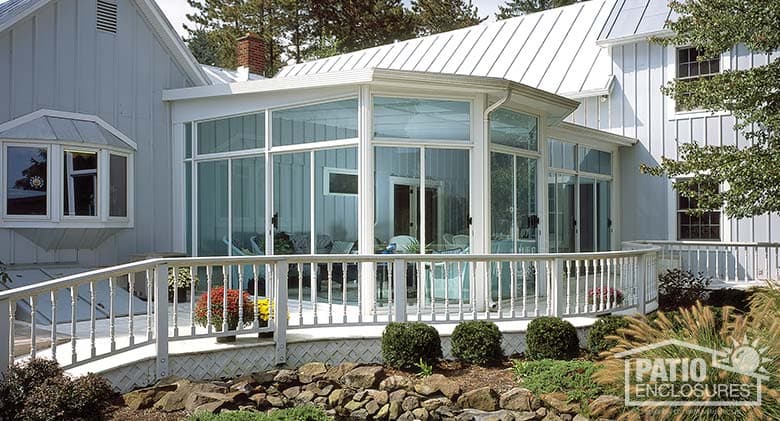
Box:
194;287;255;331
587;287;624;306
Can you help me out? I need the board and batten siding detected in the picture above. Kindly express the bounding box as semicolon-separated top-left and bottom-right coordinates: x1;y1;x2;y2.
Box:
0;0;195;266
566;40;780;244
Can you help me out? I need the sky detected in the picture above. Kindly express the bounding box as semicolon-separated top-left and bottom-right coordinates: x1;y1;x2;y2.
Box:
153;0;505;38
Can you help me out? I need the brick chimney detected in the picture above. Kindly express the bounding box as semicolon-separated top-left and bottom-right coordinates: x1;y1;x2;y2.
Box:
236;33;265;76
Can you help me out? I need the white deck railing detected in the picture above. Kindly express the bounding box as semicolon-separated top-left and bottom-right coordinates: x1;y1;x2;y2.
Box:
0;245;659;380
633;240;780;285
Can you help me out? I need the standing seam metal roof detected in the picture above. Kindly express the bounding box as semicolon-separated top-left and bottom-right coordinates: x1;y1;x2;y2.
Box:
597;0;675;43
276;0;615;98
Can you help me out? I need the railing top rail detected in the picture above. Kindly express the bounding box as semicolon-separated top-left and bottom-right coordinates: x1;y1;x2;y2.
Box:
0;245;659;301
633;240;780;248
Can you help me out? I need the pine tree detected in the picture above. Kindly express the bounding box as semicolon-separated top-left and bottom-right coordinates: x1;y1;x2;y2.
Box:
411;0;485;36
185;29;219;66
496;0;578;19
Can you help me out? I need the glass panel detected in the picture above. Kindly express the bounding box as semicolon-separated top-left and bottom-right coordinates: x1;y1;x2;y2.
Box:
489;108;538;150
326;170;358;195
373;97;470;141
491;152;513;254
231;157;265;255
109;154;127;217
63;151;97;216
272;99;358;147
516;156;537;253
563;143;576;170
197;160;229;256
185;161;192;255
580;147;612;175
549;139;562;168
197;112;264;155
315;148;358;249
425;148;469;252
185;122;192;158
6;146;48;215
273;152;311;254
597;180;611;251
579;177;595;253
374;147;421;253
548;173;575;252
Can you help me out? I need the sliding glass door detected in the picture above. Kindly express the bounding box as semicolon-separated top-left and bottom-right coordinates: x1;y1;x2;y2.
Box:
490;152;538;254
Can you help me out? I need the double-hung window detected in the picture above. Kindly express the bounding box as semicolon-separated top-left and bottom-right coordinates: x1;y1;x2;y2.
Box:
677;181;721;241
675;46;721;112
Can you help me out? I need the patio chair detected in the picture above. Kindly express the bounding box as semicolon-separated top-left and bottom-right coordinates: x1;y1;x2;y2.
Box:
452;235;470;247
426;247;470;301
388;235;417;253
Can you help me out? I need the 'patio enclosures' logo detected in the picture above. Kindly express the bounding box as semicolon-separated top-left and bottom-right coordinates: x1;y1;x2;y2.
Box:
615;337;770;407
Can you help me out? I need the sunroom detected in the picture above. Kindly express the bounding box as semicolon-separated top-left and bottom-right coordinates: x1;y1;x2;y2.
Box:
164;68;637;317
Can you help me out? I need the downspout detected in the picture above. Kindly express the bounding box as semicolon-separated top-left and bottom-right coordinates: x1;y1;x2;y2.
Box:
483;88;512;121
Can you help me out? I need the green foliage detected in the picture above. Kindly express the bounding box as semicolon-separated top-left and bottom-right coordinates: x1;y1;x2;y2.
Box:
410;0;485;36
657;269;711;311
381;322;443;369
525;317;579;360
187;406;332;421
586;315;629;356
451;320;503;365
0;358;114;421
512;359;607;403
642;0;780;219
414;358;433;378
496;0;578;19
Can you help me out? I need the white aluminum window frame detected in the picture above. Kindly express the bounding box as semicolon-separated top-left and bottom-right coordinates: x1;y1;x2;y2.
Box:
323;167;359;197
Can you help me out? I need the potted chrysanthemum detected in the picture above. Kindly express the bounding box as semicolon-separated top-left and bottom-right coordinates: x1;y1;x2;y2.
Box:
587;287;624;308
256;297;274;338
193;287;254;343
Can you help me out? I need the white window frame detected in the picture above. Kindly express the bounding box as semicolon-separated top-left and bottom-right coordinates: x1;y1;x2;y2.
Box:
62;148;100;220
323;167;358;196
2;142;51;220
667;45;731;120
674;177;723;242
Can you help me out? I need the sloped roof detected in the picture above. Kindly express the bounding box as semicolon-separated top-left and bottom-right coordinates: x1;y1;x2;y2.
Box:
597;0;675;46
0;109;137;150
201;64;264;84
0;0;210;86
277;0;615;98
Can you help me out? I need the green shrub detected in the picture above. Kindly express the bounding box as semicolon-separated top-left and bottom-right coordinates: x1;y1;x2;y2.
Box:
0;358;114;421
658;268;711;311
451;320;503;365
525;317;579;360
512;359;608;403
586;315;629;356
381;322;442;369
187;406;332;420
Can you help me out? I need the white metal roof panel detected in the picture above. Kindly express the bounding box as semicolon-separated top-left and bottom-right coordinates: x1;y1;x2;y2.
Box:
598;0;673;44
275;0;616;98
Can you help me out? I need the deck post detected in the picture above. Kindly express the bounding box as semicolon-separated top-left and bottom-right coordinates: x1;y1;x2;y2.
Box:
0;299;9;376
154;263;169;379
636;253;647;315
393;259;407;322
551;258;565;317
274;261;288;365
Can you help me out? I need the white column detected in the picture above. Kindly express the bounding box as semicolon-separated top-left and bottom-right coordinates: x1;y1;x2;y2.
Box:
171;123;186;252
473;93;488;312
358;85;375;317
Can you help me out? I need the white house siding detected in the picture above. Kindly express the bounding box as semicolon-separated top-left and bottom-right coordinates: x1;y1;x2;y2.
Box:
0;0;194;266
566;40;780;244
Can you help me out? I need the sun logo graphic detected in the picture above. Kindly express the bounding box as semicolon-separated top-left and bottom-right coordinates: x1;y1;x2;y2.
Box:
615;336;770;407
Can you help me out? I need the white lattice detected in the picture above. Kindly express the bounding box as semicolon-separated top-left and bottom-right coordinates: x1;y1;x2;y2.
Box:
287;339;383;367
100;358;157;393
169;344;278;381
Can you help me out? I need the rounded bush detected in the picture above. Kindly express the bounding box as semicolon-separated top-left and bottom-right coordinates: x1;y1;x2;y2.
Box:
381;322;442;369
586;315;629;356
525;317;579;360
451;320;503;365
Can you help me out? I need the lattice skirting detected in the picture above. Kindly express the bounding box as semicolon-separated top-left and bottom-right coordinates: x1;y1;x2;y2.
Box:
96;327;588;393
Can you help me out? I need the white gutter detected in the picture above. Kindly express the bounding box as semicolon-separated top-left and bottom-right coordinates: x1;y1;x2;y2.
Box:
483;89;511;122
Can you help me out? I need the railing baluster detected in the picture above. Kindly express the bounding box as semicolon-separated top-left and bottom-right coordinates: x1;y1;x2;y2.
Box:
311;263;317;325
222;265;229;332
509;261;516;319
29;295;37;358
444;260;450;321
70;286;77;364
521;261;527;318
50;290;57;361
470;261;477;320
575;260;580;314
485;262;491;319
206;265;213;334
190;266;196;336
583;260;589;313
237;265;244;330
327;262;333;325
253;264;259;329
90;281;96;357
418;261;425;320
297;263;303;326
599;259;605;311
458;261;464;321
146;268;153;341
496;261;502;319
109;277;116;351
565;260;571;315
431;260;437;321
533;261;539;317
341;263;347;324
356;262;362;323
387;261;393;322
129;272;135;345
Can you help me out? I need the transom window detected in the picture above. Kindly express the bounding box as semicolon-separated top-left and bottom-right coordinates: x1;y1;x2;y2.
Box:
373;97;470;141
677;182;721;241
489;108;537;151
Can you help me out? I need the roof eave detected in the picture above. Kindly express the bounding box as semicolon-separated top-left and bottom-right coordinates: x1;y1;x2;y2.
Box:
550;122;637;147
596;29;675;47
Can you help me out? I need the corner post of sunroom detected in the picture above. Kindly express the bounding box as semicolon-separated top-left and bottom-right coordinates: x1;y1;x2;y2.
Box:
472;92;490;313
357;84;376;317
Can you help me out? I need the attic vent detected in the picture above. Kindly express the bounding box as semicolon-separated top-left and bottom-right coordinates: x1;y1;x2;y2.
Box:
96;0;118;33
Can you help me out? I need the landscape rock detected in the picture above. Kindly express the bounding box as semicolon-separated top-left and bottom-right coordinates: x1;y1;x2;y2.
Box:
402;395;421;412
389;389;407;403
458;387;499;412
380;374;413;391
298;362;327;383
572;415;589;421
542;412;564;421
422;397;452;412
252;370;277;385
266;394;286;407
413;407;430;420
345;399;366;411
193;400;229;414
325;362;358;382
376;403;390;420
365;399;381;415
368;389;389;405
540;393;578;414
342;365;384;389
416;374;461;400
295;390;316;403
499;387;534;411
248;393;269;408
273;369;297;384
282;386;301;399
122;383;177;410
587;395;623;419
350;408;370;419
398;411;416;421
513;411;539;421
389;401;402;419
328;388;353;407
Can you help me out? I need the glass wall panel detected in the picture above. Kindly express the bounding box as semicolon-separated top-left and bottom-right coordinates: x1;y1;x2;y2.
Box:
273;152;311;254
491;153;538;254
63;151;98;216
185;122;192;158
231;157;265;254
489;108;538;150
373;97;470;141
197;160;229;256
198;112;264;155
374;147;421;252
490;152;513;253
6;146;47;215
579;177;595;253
185;162;192;256
579;147;612;175
272;99;358;147
109;154;127;217
548;173;575;253
315;148;358;249
597;180;611;251
516;157;537;253
425;149;469;251
549;139;576;170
